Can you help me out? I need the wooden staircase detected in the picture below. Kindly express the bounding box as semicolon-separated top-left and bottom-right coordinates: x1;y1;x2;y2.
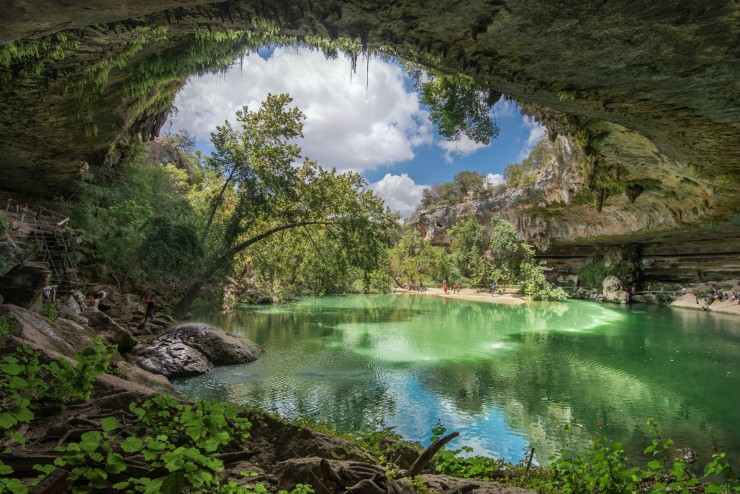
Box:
5;199;82;296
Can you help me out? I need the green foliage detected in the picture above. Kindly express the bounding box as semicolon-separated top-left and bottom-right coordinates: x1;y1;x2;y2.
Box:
577;259;609;289
179;93;397;313
129;395;252;453
62;143;199;288
488;217;530;284
0;215;9;235
37;301;59;321
503;139;557;189
449;217;488;284
419;171;490;209
0;337;113;431
558;90;577;101
51;395;258;493
577;258;642;289
0;338;113;491
138;217;201;275
549;424;641;493
419;74;500;144
0;33;78;85
0;311;20;338
520;261;568;301
547;417;740;494
387;228;453;288
625;179;661;203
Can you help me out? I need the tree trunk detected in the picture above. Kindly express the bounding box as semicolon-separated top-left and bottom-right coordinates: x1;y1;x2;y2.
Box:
173;280;204;319
199;170;235;247
174;220;332;319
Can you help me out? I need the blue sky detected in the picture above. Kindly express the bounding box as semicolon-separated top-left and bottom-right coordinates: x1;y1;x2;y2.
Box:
167;46;544;216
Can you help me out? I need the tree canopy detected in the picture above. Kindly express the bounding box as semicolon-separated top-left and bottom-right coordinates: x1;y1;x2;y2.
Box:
174;93;398;317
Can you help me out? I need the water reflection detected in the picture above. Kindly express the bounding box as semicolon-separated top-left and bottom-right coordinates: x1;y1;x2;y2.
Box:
176;295;740;468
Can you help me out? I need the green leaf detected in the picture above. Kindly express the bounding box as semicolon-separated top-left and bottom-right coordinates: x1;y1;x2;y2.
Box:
121;436;143;453
101;416;120;432
1;360;23;376
647;459;662;470
33;463;55;475
105;453;127;474
13;405;34;423
7;429;26;445
0;413;18;428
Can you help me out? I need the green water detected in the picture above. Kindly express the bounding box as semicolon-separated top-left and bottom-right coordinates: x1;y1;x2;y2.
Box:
173;295;740;467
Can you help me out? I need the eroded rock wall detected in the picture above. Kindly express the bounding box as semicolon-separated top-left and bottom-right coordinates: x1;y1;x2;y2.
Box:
0;0;737;268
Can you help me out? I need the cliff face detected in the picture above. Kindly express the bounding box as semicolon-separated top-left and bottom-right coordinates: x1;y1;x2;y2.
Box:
410;136;740;282
0;0;738;271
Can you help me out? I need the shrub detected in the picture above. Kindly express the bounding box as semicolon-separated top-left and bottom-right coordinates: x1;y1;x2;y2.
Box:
577;259;609;289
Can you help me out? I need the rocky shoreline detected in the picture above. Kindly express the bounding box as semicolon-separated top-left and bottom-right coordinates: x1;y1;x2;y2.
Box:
0;294;537;493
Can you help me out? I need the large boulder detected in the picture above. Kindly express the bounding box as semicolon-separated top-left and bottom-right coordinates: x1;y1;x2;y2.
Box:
0;262;50;308
81;308;138;353
127;323;262;378
602;275;629;304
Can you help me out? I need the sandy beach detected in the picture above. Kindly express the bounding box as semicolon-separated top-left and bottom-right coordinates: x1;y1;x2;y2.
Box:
394;286;528;305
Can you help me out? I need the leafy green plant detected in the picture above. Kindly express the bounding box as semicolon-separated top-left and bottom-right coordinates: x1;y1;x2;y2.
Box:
577;259;609;289
415;73;499;145
0;215;9;235
54;417;128;492
0;338;114;492
38;300;59;321
129;395;252;454
0;310;20;338
549;424;640;494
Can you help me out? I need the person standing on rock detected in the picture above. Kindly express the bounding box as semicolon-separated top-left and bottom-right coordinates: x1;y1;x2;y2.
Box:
87;290;106;309
143;290;155;323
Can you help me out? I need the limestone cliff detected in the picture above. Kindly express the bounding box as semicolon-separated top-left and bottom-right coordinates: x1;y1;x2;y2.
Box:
410;134;740;282
0;0;737;271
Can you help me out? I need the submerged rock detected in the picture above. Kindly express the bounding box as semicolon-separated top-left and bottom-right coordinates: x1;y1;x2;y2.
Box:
127;323;262;378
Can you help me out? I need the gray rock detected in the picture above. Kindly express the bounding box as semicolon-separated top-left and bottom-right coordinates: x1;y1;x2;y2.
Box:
57;292;83;319
0;262;50;308
82;308;138;353
603;275;629;304
128;341;213;378
127;323;262;378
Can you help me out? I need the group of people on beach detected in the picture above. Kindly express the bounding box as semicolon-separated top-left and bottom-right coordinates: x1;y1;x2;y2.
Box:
442;280;496;295
443;281;461;294
711;287;739;304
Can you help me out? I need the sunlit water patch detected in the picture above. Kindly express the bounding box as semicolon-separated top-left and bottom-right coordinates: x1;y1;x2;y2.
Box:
175;295;740;468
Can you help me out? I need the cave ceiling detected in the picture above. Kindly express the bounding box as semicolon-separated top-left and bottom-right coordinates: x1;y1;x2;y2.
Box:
0;0;738;246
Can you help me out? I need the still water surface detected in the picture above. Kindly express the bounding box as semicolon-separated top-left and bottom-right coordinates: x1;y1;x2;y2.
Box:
173;295;740;466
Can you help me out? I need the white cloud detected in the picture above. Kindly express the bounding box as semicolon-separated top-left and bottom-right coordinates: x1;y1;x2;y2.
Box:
368;173;427;217
485;173;505;187
168;47;432;173
517;115;546;160
492;96;517;118
436;134;490;163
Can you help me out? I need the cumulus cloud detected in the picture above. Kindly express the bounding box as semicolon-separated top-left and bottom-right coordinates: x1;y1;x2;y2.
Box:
485;173;505;187
436;134;490;163
492;96;517;118
368;173;427;217
517;115;547;160
168;47;432;173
